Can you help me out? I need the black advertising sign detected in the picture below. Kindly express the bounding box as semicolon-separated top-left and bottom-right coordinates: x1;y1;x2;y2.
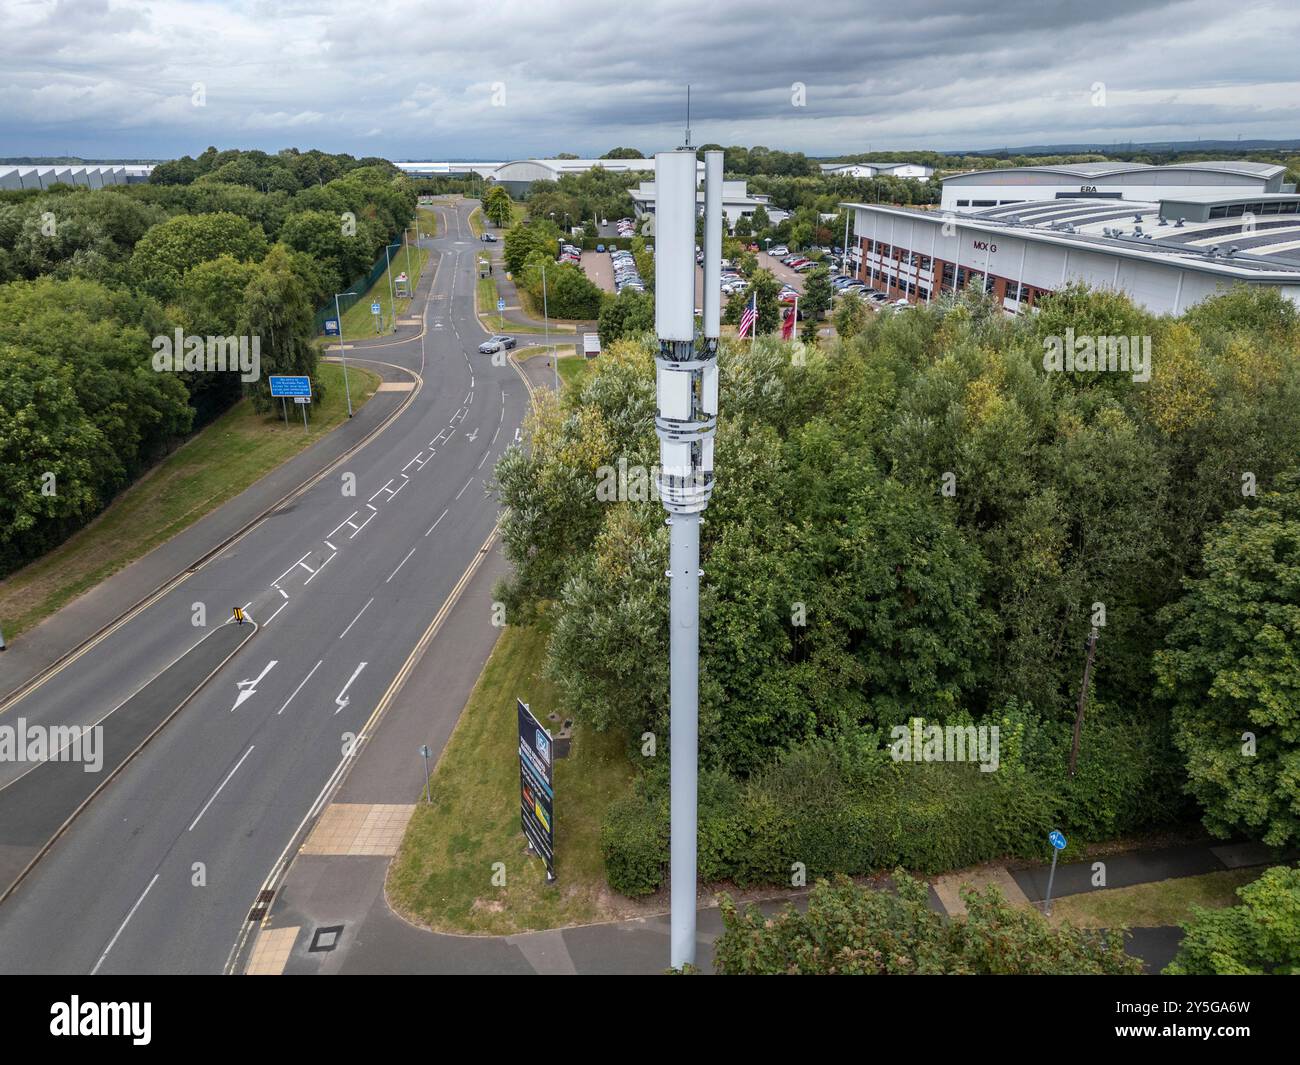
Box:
517;699;555;879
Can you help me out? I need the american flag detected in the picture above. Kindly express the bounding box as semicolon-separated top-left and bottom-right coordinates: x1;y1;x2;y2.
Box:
737;293;757;339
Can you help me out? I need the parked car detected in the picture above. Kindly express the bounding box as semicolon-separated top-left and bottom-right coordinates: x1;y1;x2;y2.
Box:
596;244;605;253
478;335;517;354
769;244;789;256
480;233;496;242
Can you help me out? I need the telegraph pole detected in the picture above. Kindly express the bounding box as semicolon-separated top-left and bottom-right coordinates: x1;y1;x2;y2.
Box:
656;146;720;971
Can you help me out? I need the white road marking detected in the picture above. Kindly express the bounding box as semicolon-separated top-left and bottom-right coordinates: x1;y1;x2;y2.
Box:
425;508;449;536
350;512;376;538
277;660;322;715
297;560;315;575
231;660;278;712
327;513;358;538
334;661;368;713
403;453;423;471
368;479;394;502
188;745;256;831
339;597;374;639
278;588;289;600
455;477;473;500
390;474;410;498
323;540;336;552
272;553;312;587
304;551;336;583
264;600;289;626
386;545;418;583
477;449;491;469
91;874;160;975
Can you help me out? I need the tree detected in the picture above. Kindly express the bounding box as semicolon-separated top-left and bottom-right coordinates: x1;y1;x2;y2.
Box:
1165;866;1300;975
802;264;833;318
833;291;868;339
483;185;514;228
1155;474;1300;848
597;287;654;346
237;244;321;413
722;268;782;335
130;211;269;302
601;147;645;159
714;873;1139;974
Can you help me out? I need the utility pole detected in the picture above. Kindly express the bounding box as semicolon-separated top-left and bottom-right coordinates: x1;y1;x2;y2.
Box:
1069;627;1099;776
657;146;720;971
384;243;397;331
542;260;554;391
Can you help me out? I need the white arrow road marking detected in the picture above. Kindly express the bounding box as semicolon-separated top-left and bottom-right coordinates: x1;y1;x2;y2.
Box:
466;427;479;443
514;428;521;443
231;660;278;712
334;661;368;714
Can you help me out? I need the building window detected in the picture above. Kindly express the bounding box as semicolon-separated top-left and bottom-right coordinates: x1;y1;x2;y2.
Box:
956;199;970;207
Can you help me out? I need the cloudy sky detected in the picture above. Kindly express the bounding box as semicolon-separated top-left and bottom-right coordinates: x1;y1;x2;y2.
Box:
3;0;1298;161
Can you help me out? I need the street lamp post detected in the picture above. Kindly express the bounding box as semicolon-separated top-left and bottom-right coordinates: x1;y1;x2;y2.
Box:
655;148;721;971
384;244;397;330
541;260;554;391
333;290;356;417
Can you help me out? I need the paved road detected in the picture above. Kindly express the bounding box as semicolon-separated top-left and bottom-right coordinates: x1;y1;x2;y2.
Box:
0;198;530;974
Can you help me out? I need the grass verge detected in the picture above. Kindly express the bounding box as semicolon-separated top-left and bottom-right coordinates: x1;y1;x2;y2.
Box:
334;242;430;342
0;360;381;640
386;620;638;935
1047;867;1262;929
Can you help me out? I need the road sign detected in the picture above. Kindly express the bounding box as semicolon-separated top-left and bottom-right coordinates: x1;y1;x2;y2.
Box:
269;375;311;399
293;396;310;404
497;297;506;312
371;302;381;315
1044;829;1068;916
324;318;340;336
232;606;245;624
517;698;554;880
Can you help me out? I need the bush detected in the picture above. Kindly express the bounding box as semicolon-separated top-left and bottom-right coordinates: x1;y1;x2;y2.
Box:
600;788;667;897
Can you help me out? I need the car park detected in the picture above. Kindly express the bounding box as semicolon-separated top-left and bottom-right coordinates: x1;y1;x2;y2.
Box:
478;335;517;354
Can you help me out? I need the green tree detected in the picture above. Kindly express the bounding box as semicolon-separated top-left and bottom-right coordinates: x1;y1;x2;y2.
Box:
597;288;654;346
802;264;833;318
483;185;514;228
237;244;321;413
1155;475;1300;848
1165;866;1300;975
833;291;868;339
130;211;269;302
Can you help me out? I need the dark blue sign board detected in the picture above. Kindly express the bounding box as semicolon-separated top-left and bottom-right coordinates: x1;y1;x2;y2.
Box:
324;318;340;336
269;375;311;399
517;698;554;879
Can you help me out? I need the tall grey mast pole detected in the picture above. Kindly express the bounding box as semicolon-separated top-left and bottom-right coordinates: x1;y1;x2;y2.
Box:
656;147;720;970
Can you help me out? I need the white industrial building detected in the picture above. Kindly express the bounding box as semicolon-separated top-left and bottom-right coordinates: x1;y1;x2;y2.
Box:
843;160;1300;315
631;177;788;227
820;161;935;180
939;160;1291;211
0;163;154;191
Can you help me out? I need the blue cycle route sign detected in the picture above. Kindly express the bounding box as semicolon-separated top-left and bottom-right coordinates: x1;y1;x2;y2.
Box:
1049;829;1067;850
497;297;506;312
269;375;311;399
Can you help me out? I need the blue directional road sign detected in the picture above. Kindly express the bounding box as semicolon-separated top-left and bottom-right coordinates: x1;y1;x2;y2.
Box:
497;297;506;312
371;301;382;315
1049;829;1067;850
324;318;340;336
269;375;311;399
